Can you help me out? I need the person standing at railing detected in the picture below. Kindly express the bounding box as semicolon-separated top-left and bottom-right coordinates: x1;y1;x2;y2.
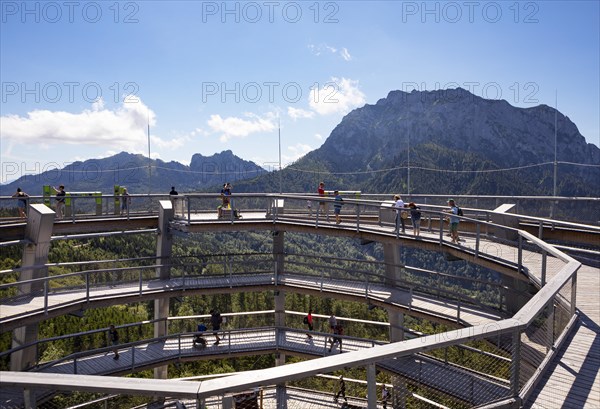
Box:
408;202;422;237
318;182;329;222
210;309;223;345
393;195;406;234
109;324;120;360
329;314;337;331
445;199;461;244
12;187;29;218
218;183;232;218
304;309;314;339
52;185;66;219
120;188;131;216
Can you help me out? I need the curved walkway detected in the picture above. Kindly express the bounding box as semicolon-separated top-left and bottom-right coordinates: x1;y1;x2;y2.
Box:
1;208;598;408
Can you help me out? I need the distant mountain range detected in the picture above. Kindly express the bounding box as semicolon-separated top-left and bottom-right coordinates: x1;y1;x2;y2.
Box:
1;150;265;196
3;88;598;198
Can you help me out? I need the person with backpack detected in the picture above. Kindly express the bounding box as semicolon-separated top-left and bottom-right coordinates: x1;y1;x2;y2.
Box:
193;323;207;347
445;199;461;244
408;202;422;237
210;309;223;345
304;309;314;339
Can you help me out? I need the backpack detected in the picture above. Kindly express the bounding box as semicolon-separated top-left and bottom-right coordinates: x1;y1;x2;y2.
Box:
303;316;309;324
457;207;463;216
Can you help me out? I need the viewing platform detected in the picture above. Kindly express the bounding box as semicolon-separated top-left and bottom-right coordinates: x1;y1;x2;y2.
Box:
0;193;598;408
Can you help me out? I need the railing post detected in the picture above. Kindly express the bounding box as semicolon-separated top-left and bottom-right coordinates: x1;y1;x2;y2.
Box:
475;223;480;258
131;345;135;371
510;329;521;397
518;235;523;275
86;271;90;303
355;203;360;232
74;357;77;374
44;280;48;315
186;196;191;223
439;214;444;245
571;271;578;316
541;250;547;286
139;270;143;296
547;301;555;353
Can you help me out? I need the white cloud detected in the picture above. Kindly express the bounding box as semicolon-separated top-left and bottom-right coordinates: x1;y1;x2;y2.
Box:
315;133;324;140
308;43;352;61
283;142;313;164
309;77;366;116
340;47;352;61
287;107;315;121
206;113;276;142
0;98;160;153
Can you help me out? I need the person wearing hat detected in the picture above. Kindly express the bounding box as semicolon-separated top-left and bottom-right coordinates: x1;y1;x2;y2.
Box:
445;199;460;244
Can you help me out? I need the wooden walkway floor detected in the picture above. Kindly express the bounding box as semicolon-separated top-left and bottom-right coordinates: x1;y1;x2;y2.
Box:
525;263;600;409
0;272;503;331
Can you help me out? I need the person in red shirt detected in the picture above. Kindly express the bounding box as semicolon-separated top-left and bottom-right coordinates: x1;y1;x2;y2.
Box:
305;309;314;339
317;182;329;221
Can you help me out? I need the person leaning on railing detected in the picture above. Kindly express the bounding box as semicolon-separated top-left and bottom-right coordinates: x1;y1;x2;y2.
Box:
12;187;29;218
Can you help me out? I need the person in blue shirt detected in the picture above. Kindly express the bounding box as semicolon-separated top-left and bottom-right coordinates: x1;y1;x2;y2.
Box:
333;190;343;224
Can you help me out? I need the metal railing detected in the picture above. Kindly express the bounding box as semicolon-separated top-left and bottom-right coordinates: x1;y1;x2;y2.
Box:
0;196;586;408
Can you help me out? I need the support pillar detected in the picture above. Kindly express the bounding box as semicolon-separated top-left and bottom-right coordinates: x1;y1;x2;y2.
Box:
366;364;377;409
383;243;403;287
154;201;174;380
222;395;233;409
388;309;405;342
273;230;286;366
11;204;54;372
276;384;288;409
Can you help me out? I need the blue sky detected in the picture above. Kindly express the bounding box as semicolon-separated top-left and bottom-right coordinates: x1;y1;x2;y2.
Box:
1;1;599;182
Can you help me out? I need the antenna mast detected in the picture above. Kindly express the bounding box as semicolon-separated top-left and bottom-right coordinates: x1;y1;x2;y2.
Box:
278;117;282;194
553;91;558;198
147;110;152;194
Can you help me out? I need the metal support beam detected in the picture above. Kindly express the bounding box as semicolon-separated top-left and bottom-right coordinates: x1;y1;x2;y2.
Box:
383;243;403;288
11;204;54;374
154;201;174;380
366;364;377;409
388;309;405;342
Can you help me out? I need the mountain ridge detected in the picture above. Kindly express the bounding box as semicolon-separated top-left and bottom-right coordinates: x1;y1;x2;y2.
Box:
2;88;598;197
